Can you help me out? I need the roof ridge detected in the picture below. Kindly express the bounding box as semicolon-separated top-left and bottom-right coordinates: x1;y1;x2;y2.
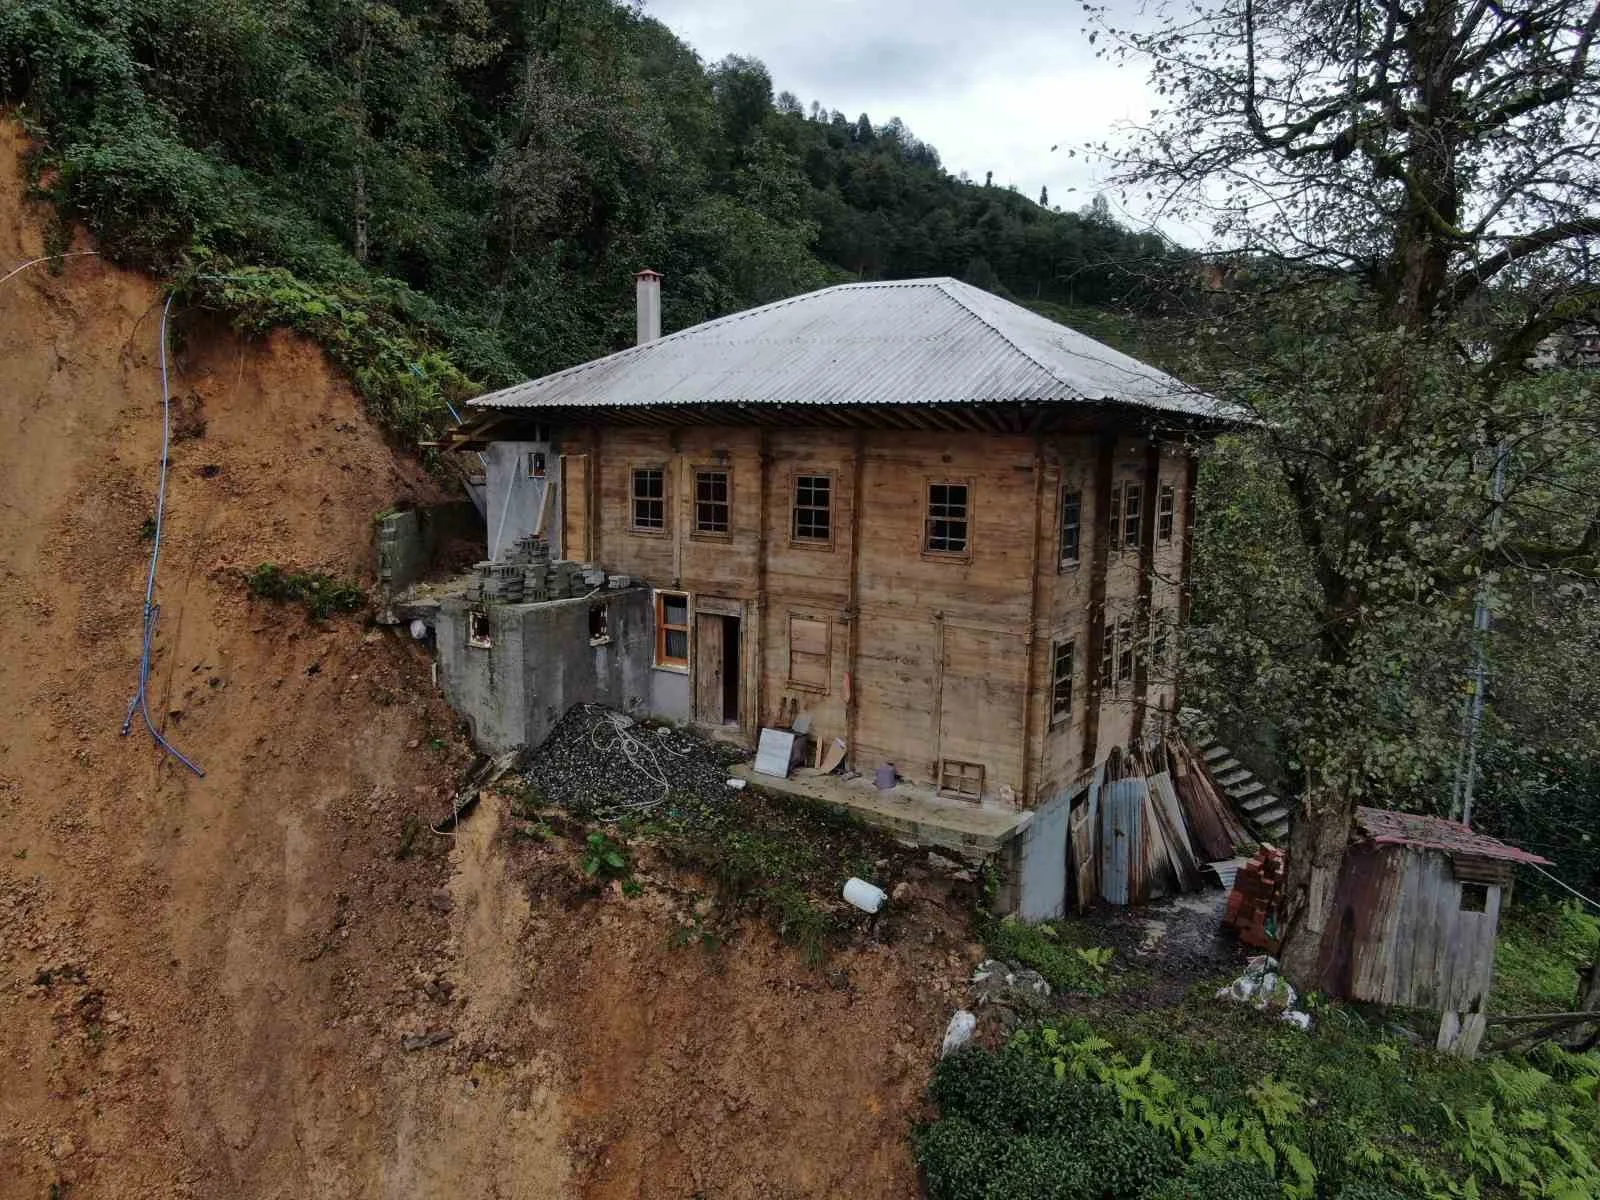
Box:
933;279;1084;400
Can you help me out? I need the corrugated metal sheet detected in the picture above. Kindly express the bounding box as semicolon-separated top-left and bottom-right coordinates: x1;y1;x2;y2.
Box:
470;278;1233;420
1208;857;1249;889
1354;807;1550;865
1019;785;1072;922
1100;778;1147;906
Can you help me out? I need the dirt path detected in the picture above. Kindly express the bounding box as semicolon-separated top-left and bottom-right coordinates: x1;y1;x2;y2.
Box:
0;121;964;1199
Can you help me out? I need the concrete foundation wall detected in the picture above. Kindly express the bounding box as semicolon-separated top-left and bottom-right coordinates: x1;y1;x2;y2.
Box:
378;500;483;598
649;663;692;724
484;439;561;560
437;587;656;753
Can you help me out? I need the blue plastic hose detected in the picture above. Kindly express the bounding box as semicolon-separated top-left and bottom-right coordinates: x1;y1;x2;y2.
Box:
120;293;205;777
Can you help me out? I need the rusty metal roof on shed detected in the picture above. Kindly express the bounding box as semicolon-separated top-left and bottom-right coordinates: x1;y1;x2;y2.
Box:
468;277;1232;421
1353;808;1551;865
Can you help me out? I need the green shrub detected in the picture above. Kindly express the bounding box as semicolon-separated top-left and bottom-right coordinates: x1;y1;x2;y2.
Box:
988;1136;1096;1200
1333;1182;1413;1200
1076;1117;1181;1198
580;831;629;881
246;563;365;619
930;1045;1120;1138
1141;1159;1279;1200
916;1117;1000;1200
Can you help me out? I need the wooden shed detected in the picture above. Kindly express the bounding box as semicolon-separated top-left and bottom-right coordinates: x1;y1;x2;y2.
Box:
1315;807;1551;1055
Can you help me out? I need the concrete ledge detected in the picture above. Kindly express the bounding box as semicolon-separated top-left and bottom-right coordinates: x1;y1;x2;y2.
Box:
730;763;1029;859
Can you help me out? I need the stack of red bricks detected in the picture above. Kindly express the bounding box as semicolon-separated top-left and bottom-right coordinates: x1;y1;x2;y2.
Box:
1224;847;1286;950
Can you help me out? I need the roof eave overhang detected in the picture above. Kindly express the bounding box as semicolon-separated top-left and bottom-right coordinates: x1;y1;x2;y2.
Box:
440;398;1239;451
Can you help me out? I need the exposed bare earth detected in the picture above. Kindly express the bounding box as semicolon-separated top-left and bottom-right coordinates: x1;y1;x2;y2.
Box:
0;121;968;1199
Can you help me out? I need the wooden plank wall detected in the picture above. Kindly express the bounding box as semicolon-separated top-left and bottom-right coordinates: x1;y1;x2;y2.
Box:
1035;435;1102;792
1320;846;1501;1013
568;421;1195;805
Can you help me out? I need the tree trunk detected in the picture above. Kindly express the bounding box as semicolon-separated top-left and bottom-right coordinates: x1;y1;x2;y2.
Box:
352;18;371;266
1275;778;1355;984
353;160;369;265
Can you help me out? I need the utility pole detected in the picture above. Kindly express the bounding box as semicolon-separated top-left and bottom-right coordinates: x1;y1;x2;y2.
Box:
1450;444;1507;826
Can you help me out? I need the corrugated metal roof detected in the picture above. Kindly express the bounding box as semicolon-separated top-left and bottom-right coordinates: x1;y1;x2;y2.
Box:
470;277;1231;420
1353;808;1551;865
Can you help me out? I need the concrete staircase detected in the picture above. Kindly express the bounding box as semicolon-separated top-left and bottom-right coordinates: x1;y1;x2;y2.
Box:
1191;734;1292;845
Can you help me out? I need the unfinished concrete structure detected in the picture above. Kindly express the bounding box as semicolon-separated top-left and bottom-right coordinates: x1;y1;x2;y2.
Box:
444;273;1235;821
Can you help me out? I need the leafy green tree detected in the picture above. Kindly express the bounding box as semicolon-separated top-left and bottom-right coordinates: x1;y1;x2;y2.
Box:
0;0;1183;446
1098;0;1600;977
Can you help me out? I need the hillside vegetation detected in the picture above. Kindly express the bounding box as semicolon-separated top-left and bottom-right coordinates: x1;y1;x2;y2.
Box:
0;0;1177;438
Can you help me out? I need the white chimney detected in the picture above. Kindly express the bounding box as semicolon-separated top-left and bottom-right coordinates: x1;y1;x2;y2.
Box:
635;268;662;345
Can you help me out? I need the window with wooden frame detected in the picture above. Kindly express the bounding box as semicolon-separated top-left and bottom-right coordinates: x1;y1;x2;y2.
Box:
468;608;492;649
1149;608;1172;674
1100;612;1116;688
1117;614;1135;683
1058;487;1082;568
1122;483;1143;550
1109;482;1125;550
791;473;833;545
693;467;731;536
787;615;831;691
924;480;970;556
1157;483;1176;542
631;466;667;533
654;590;689;669
939;759;985;801
1050;639;1075;723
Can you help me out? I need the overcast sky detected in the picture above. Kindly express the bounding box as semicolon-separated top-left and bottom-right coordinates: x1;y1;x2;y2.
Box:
643;0;1162;227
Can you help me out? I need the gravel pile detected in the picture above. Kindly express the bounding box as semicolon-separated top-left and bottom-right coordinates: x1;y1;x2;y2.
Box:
523;704;745;820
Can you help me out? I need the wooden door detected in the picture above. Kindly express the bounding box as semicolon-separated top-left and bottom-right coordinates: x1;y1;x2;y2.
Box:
560;453;590;561
695;613;724;725
1070;801;1096;912
936;625;1023;799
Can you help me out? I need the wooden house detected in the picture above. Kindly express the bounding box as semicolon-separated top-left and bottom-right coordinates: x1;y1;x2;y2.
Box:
448;272;1236;810
1316;807;1551;1055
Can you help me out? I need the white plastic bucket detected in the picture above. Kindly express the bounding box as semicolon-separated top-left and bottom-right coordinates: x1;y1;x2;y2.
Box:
842;877;887;913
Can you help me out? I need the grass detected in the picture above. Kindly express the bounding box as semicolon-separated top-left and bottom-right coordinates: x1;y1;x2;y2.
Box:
639;785;903;964
985;915;1121;995
508;752;908;963
1491;900;1599;1015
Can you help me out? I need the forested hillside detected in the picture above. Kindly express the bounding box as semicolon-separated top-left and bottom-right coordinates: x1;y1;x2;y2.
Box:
0;0;1175;435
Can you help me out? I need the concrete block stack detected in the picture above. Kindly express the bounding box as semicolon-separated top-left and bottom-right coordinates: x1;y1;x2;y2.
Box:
481;562;525;604
468;534;595;604
376;510;422;591
1223;845;1286;950
513;534;552;602
549;560;582;598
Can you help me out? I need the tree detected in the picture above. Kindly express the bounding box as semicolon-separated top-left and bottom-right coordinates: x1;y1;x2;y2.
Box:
1099;0;1600;978
1039;185;1048;208
709;54;772;147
